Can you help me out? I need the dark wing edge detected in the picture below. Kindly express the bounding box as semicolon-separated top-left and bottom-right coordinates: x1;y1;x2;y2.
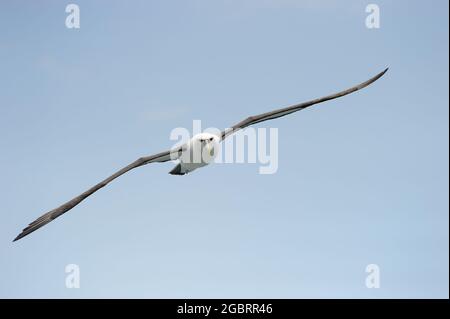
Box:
221;68;388;140
13;150;174;242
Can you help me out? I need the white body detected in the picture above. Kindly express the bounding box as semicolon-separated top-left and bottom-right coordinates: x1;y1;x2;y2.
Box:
176;133;220;175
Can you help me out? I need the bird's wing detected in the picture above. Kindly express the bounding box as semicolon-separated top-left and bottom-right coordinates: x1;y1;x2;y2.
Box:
220;68;388;140
14;149;176;242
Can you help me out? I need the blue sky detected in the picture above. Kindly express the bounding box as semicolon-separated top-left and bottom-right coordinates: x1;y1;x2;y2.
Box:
0;0;448;298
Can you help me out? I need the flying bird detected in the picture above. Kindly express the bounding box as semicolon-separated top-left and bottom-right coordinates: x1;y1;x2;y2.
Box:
13;68;388;242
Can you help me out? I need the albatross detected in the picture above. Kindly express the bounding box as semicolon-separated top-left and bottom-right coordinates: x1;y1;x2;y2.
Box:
13;68;388;242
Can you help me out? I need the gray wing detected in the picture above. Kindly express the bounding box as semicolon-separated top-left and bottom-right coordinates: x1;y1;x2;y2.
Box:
13;150;175;242
221;68;388;140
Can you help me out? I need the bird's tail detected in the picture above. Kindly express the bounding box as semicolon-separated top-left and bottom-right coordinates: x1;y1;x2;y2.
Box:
169;163;186;175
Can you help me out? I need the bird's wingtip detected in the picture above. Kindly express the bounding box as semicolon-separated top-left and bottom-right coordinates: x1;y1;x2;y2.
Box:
13;230;28;242
13;224;36;242
376;67;389;78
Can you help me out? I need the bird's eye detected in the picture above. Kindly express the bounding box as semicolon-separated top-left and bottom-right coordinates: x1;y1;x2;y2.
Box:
209;137;213;141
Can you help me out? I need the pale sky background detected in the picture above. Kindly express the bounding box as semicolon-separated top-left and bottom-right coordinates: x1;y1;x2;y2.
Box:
0;0;448;298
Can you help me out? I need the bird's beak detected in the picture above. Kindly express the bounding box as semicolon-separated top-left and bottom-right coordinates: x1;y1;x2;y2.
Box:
208;143;214;156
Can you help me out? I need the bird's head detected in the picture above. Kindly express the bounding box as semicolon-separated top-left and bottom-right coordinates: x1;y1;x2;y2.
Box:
192;133;220;162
